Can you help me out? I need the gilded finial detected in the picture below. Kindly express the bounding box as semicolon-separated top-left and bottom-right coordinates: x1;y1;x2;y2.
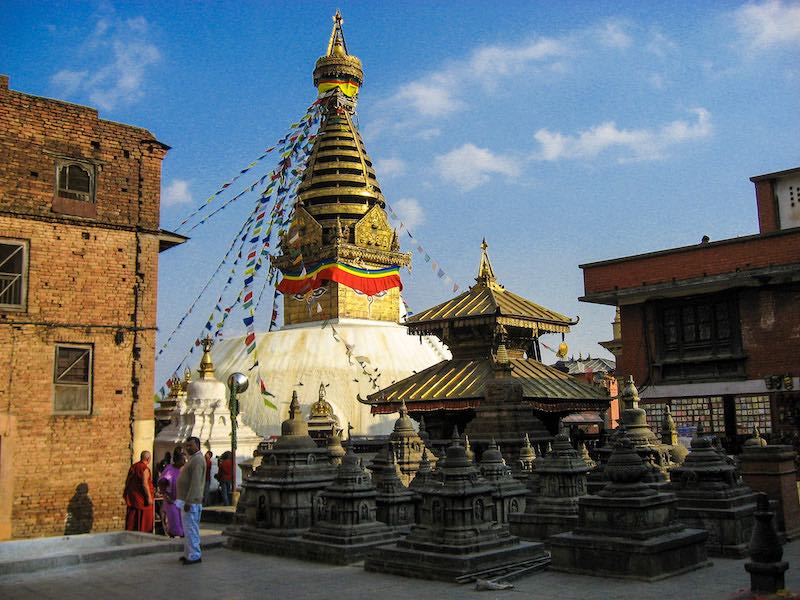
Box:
198;336;215;379
476;238;499;287
326;9;347;56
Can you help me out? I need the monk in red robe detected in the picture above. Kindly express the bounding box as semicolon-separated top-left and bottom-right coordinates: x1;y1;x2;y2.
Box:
123;450;155;532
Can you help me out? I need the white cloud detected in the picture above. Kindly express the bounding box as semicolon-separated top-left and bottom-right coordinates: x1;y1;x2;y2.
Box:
392;197;425;229
373;157;406;178
645;30;678;57
532;108;712;162
51;16;160;111
415;128;441;141
376;35;569;121
647;73;666;89
434;143;520;191
595;21;633;49
733;0;800;50
162;179;193;207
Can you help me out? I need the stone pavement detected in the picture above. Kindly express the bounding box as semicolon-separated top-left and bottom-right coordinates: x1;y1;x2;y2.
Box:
1;536;798;600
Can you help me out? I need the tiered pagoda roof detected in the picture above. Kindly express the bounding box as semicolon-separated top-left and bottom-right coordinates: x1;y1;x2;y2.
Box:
365;242;608;415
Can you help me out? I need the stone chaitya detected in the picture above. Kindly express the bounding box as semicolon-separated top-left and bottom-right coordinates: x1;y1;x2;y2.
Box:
372;445;417;533
326;431;346;466
307;383;341;446
511;434;537;481
587;376;675;494
669;427;756;557
226;392;337;553
478;440;527;524
509;430;591;542
299;444;401;564
388;401;430;486
549;435;709;580
660;404;688;465
365;437;546;581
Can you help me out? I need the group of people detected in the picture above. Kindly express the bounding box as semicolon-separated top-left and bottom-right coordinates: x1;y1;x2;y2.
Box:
122;437;207;565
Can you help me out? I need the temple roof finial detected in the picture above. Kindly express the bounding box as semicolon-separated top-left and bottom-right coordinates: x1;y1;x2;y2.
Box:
198;336;215;380
476;238;499;288
326;9;348;56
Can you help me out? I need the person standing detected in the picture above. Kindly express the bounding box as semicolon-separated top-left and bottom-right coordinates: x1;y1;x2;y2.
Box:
123;451;155;532
217;451;233;506
158;446;186;538
177;437;206;565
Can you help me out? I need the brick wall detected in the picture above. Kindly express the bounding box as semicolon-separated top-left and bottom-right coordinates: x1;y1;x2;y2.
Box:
0;77;166;538
754;179;779;234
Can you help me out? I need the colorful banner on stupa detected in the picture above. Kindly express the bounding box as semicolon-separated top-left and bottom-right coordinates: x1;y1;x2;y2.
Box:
277;260;402;296
317;79;359;97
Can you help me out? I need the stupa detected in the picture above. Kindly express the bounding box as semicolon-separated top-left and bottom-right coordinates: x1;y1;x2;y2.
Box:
387;400;432;485
372;445;417;533
670;428;756;557
511;434;537;480
587;376;674;493
211;11;448;438
365;241;609;452
365;437;547;581
155;338;261;489
549;435;709;581
226;391;337;553
478;440;527;524
299;444;401;563
509;430;591;541
307;383;341;445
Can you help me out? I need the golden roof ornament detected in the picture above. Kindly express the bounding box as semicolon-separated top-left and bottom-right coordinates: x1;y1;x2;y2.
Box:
198;336;215;380
476;239;502;290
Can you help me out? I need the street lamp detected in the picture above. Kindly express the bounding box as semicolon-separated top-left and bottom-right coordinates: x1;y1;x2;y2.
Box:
226;372;248;506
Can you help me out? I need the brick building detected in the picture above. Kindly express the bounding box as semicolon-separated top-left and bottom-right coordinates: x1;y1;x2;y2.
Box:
0;75;184;539
580;167;800;452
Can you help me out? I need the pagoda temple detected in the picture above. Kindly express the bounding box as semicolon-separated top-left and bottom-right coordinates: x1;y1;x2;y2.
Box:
364;241;609;443
211;13;447;436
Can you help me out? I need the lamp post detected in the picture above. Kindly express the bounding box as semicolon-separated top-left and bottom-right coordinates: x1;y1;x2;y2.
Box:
226;372;248;506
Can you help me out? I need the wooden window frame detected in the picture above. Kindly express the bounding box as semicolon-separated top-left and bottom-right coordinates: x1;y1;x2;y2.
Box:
53;343;93;415
0;238;29;312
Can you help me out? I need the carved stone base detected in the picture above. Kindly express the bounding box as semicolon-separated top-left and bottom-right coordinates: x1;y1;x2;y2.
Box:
364;539;546;581
549;528;710;581
675;492;757;557
509;511;578;542
745;560;788;594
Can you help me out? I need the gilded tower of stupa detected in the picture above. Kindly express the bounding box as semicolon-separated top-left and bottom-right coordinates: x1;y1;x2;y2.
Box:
212;13;448;436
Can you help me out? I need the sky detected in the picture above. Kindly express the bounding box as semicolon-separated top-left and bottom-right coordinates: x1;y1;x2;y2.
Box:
2;1;799;393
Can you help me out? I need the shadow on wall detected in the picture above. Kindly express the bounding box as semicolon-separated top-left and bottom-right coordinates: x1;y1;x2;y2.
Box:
64;482;94;535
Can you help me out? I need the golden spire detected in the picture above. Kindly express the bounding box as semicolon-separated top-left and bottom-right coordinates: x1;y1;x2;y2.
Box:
326;10;348;56
476;239;502;290
198;336;215;380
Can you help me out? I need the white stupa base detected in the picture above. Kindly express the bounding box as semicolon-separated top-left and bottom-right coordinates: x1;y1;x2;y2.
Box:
211;319;450;437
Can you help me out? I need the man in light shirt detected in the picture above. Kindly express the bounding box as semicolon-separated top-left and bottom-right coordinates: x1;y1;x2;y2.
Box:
177;436;206;565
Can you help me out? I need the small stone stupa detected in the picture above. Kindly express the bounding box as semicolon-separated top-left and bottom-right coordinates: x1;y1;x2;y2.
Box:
307;383;341;446
365;436;546;581
389;400;430;485
661;404;689;465
300;443;401;563
478;440;527;524
549;435;709;580
226;392;337;553
509;430;591;542
587;376;674;494
511;434;537;481
373;445;417;533
670;426;757;557
155;337;261;492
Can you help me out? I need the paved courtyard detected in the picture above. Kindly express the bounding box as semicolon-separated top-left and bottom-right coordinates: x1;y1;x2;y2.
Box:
1;536;798;600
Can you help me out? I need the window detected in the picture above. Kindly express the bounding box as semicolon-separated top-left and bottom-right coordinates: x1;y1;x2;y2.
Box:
53;160;96;217
57;163;94;202
53;344;93;414
655;294;744;382
0;240;28;310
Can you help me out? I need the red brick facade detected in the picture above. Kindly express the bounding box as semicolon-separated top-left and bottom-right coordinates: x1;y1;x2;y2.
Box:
0;75;171;538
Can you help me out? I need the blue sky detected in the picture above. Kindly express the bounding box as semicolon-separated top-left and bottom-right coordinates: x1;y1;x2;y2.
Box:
3;1;799;391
